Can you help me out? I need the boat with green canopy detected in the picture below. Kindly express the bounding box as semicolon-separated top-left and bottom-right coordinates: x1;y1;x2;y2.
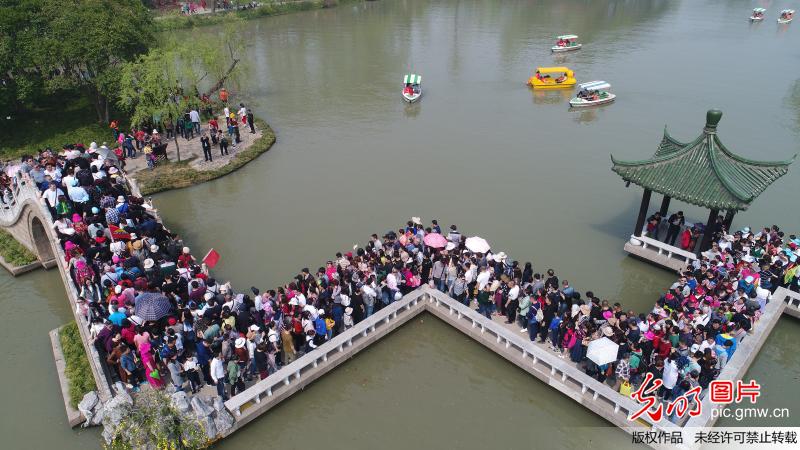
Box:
402;74;422;103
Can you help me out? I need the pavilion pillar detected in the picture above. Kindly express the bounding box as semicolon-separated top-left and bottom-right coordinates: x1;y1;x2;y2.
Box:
723;210;736;232
698;208;719;255
633;188;652;237
659;195;671;216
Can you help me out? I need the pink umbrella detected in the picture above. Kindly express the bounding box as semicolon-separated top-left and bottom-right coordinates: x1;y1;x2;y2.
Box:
423;233;448;248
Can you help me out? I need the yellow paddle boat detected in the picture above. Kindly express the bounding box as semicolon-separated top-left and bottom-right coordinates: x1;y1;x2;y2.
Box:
527;67;576;89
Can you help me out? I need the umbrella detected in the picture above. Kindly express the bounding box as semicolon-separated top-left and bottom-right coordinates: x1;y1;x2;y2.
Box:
134;292;172;321
586;337;619;366
423;233;447;248
465;236;490;253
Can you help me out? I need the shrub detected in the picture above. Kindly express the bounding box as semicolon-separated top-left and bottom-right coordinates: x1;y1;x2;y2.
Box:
105;389;208;450
0;229;38;266
59;322;97;408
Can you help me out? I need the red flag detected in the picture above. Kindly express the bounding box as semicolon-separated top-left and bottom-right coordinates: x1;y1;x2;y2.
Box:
203;248;221;268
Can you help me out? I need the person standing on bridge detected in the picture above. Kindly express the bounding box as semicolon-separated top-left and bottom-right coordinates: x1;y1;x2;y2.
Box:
210;352;227;400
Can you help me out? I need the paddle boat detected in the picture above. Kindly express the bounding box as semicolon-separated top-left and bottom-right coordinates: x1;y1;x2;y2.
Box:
402;74;422;103
527;67;576;89
778;9;794;23
569;81;615;108
551;35;581;53
750;8;766;21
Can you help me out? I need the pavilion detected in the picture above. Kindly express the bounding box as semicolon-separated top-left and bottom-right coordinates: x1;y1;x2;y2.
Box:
611;109;794;264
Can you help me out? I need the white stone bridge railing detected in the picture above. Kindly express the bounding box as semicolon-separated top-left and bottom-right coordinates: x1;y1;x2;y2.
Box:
223;285;799;443
0;175;37;225
224;286;667;437
224;288;430;426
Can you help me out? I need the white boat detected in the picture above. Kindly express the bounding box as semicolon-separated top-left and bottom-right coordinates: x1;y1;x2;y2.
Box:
750;8;765;21
551;34;582;53
777;9;794;23
569;81;616;108
402;73;422;103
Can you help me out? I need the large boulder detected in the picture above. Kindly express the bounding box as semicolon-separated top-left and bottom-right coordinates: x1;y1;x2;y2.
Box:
212;396;225;412
89;405;106;427
102;394;134;429
77;391;99;425
190;396;215;418
112;381;127;396
214;408;235;436
201;415;217;440
171;391;191;414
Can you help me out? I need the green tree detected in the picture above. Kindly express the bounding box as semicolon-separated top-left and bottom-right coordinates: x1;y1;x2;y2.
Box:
117;23;246;161
2;0;152;123
118;47;190;161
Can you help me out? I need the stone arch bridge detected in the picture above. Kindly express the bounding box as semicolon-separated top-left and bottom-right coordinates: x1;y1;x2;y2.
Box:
0;176;112;400
0;178;57;269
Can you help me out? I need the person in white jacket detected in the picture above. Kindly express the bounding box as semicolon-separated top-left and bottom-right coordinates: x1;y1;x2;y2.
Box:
662;354;679;400
210;353;227;400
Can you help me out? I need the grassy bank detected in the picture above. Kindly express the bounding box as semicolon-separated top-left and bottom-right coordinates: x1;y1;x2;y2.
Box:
0;229;38;266
133;120;276;196
59;322;97;408
0;96;111;161
153;0;358;31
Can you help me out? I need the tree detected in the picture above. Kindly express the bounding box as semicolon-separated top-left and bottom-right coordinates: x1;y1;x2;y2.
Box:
4;0;152;123
117;23;247;161
118;49;190;161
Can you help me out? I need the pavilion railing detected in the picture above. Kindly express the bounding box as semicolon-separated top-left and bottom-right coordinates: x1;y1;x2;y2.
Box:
629;235;697;267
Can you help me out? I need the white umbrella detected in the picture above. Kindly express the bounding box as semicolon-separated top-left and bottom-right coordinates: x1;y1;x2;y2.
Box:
586;337;619;366
465;236;490;253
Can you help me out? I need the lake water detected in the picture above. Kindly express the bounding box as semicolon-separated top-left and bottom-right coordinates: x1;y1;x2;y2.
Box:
3;0;799;448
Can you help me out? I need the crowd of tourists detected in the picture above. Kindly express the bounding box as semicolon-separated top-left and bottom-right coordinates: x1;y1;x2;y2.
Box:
106;101;256;169
2;141;799;418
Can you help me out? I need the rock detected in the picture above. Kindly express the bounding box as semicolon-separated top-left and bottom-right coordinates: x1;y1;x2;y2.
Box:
213;408;235;436
171;391;191;414
201;414;217;440
77;391;99;426
165;384;177;395
102;395;133;429
212;396;225;412
101;424;115;445
78;391;99;413
112;381;127;396
190;396;215;418
89;406;106;426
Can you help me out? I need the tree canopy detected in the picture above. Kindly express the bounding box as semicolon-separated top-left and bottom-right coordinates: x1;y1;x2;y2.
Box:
0;0;153;122
117;22;246;128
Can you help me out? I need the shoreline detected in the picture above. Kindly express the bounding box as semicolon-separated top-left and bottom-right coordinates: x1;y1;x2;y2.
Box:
152;0;362;31
129;119;276;196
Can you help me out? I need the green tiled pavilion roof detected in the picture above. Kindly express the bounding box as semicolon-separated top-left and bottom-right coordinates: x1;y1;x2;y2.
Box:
611;110;795;211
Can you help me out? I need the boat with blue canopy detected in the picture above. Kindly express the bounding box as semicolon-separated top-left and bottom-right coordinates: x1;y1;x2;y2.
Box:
750;8;766;21
402;74;422;103
569;80;615;107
